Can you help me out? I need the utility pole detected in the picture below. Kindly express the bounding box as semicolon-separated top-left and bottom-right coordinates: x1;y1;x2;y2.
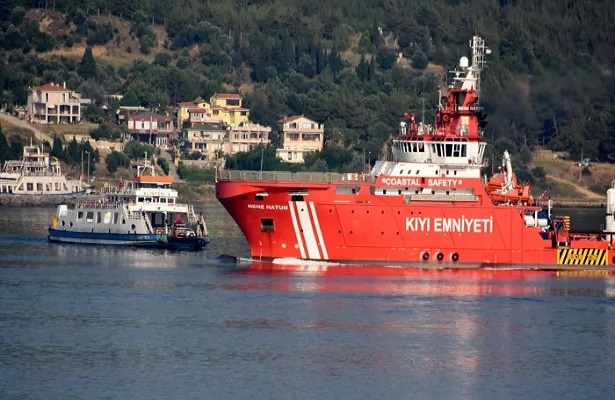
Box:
579;146;583;182
491;129;495;176
85;150;90;184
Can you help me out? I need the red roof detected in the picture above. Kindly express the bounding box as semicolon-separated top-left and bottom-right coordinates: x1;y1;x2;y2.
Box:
136;175;174;184
212;93;242;99
278;115;304;123
29;83;69;92
188;108;208;113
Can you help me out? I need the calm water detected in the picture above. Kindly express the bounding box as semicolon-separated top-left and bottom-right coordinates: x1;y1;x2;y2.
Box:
1;204;615;399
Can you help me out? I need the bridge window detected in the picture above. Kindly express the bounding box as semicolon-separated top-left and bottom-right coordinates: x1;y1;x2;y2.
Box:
445;144;453;157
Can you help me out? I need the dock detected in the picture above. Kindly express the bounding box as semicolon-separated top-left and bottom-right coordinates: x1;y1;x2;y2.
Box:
549;197;605;208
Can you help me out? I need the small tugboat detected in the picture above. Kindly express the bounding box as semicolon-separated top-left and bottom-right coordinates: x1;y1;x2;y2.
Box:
48;158;210;250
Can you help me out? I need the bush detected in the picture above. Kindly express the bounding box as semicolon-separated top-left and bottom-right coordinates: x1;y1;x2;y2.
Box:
157;157;170;175
106;151;131;173
177;163;216;182
89;124;121;140
123;141;156;160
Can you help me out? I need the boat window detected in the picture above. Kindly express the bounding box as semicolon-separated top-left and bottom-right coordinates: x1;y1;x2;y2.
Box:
86;211;94;222
445;144;453;157
399;170;404;175
461;144;467;157
104;212;112;224
27;183;33;191
335;186;361;195
291;195;304;201
78;211;83;220
96;212;102;223
452;143;460;157
114;213;119;224
138;197;144;203
37;183;43;191
261;218;274;233
160;198;166;203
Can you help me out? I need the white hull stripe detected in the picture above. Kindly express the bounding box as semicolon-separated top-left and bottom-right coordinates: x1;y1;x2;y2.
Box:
288;201;306;259
295;201;321;259
309;201;329;260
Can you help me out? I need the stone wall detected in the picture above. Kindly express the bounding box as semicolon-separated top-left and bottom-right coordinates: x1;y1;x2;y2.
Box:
0;194;99;207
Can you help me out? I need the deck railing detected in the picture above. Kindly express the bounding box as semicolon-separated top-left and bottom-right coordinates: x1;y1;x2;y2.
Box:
217;170;371;183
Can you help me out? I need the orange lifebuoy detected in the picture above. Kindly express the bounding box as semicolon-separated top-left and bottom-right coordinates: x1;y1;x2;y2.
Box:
443;114;450;122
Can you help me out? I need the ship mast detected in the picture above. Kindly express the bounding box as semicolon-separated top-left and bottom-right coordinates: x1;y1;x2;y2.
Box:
451;35;491;99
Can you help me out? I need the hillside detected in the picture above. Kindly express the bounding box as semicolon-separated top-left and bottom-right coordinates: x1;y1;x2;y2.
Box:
529;150;614;199
1;0;615;185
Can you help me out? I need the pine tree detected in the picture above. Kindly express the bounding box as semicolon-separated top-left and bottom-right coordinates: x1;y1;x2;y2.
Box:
355;56;368;81
78;46;97;79
50;136;64;161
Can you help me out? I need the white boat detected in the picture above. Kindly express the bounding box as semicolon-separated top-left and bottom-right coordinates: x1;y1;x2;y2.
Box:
47;159;210;250
0;142;83;195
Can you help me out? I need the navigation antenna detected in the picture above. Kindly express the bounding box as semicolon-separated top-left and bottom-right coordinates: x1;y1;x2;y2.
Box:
451;35;491;100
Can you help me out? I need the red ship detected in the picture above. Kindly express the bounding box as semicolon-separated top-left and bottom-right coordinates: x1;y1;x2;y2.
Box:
216;36;615;270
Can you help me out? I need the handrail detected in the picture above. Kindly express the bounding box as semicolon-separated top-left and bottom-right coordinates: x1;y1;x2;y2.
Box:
217;170;372;183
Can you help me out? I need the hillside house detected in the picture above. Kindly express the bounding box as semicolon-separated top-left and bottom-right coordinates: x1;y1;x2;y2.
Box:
179;122;227;163
209;93;250;125
127;111;175;148
228;122;272;154
276;115;324;163
26;82;90;124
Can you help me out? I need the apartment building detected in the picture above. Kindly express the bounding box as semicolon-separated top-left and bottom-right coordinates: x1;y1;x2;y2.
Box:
276;115;324;163
228;122;272;154
127;111;175;148
26;82;89;124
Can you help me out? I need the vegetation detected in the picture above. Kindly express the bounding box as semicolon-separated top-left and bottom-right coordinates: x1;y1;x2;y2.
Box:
177;163;216;182
1;0;614;190
105;150;130;173
156;156;169;175
0;123;23;162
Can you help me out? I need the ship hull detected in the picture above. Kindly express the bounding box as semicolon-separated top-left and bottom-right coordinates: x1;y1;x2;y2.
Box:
216;180;615;269
48;229;160;246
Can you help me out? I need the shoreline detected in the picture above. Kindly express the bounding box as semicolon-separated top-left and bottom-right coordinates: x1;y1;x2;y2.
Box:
0;194;101;208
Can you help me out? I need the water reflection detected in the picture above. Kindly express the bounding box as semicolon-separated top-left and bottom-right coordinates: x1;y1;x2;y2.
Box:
229;260;615;298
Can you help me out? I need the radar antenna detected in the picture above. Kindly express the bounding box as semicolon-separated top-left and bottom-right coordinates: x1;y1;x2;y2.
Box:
451;35;491;100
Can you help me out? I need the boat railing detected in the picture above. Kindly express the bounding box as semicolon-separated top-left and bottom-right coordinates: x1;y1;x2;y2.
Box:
217;170;373;183
77;200;123;209
22;171;64;177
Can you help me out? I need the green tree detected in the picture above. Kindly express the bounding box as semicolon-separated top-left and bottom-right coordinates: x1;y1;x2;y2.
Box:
106;151;131;173
78;46;97;79
157;157;170;175
50;136;64;161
